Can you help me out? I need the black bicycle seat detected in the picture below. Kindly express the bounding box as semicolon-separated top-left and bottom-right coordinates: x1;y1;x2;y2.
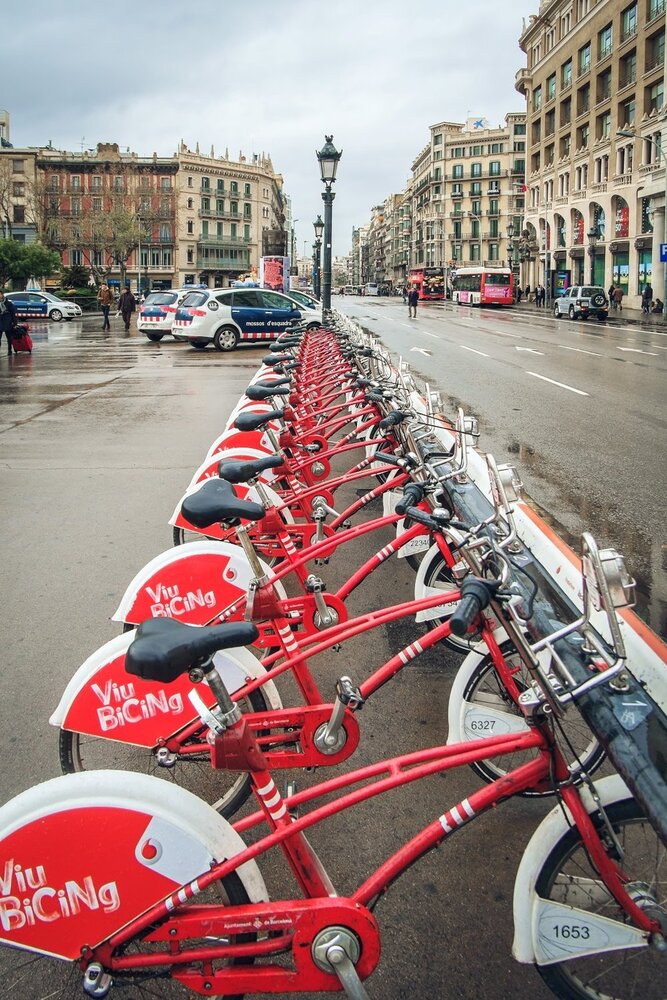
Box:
263;354;292;365
254;377;291;389
218;453;283;484
181;478;265;529
246;384;290;401
234;409;282;432
126;618;259;684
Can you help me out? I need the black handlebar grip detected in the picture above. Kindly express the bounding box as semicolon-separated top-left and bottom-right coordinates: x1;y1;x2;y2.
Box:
449;578;494;637
379;410;406;430
395;483;425;515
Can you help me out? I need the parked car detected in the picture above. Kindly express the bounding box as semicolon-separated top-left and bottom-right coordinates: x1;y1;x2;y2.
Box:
5;291;83;321
137;289;196;341
285;289;321;310
173;287;322;352
553;285;608;321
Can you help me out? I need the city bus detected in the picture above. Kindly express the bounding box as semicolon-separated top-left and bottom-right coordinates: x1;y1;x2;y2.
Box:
451;266;513;306
364;282;380;296
408;266;445;300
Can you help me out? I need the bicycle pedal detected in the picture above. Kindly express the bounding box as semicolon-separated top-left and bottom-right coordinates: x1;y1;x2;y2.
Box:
83;964;113;998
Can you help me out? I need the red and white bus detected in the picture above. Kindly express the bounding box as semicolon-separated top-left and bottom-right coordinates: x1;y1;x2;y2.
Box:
451;266;513;306
408;267;445;300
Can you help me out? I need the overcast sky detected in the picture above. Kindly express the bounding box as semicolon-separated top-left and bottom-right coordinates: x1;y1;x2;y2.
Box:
6;0;531;257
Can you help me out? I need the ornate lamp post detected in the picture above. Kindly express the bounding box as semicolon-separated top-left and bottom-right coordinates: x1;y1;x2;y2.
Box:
316;136;342;314
587;225;600;286
313;215;324;300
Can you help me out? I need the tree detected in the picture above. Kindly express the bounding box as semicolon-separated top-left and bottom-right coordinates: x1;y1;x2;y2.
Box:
61;263;91;288
24;243;61;283
0;239;60;288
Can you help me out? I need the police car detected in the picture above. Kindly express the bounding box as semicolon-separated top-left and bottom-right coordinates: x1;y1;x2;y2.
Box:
137;289;196;341
5;291;83;322
286;289;320;311
173;287;322;352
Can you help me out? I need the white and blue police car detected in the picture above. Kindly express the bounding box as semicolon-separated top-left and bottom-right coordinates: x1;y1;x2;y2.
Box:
5;291;83;322
137;289;198;342
173;287;322;352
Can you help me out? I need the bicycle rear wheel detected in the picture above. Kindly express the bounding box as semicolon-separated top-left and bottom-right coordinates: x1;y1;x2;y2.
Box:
535;799;665;1000
0;871;250;999
58;686;268;818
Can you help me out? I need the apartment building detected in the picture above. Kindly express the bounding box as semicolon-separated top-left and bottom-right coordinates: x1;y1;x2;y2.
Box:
518;0;666;303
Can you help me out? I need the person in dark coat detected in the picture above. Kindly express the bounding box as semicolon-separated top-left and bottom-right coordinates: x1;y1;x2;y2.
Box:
0;290;17;354
118;286;136;332
408;287;419;318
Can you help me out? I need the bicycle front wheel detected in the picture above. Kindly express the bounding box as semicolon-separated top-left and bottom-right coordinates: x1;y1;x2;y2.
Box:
462;646;605;795
534;799;665;1000
59;685;268;819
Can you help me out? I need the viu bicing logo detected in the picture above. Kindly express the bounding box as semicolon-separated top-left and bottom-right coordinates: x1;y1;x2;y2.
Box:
146;582;217;618
0;860;120;930
91;680;184;732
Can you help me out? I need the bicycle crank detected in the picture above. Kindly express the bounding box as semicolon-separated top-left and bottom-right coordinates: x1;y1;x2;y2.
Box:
312;926;370;1000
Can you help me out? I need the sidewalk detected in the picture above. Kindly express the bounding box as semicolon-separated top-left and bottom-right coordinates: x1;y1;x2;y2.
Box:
513;298;667;330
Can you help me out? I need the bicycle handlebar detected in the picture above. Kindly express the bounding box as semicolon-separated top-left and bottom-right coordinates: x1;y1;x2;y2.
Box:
395;484;424;515
449;577;499;637
379;410;409;429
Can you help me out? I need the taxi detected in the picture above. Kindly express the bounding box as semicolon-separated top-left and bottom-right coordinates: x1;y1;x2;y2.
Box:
173;286;322;352
5;291;82;322
137;288;197;341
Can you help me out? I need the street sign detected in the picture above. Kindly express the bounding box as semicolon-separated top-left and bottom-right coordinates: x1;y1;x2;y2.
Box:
660;243;667;262
449;269;457;281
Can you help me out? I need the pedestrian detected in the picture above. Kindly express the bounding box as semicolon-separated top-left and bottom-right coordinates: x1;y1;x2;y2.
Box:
524;284;531;302
97;281;113;331
402;285;408;304
408;286;419;318
516;286;522;303
535;284;543;307
652;297;664;314
0;289;17;355
608;283;616;309
612;285;624;312
118;285;136;332
642;282;653;314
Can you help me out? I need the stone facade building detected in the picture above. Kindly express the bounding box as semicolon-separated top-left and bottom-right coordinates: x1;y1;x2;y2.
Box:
517;0;666;305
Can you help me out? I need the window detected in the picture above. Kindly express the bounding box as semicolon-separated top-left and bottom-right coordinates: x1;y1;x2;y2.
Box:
159;177;171;191
13;205;25;223
230;181;238;194
597;68;612;102
545;109;556;136
187;176;193;188
621;50;637;87
561;97;572;125
470;182;481;195
598;24;612;60
545;143;555;166
489;160;501;175
533;85;542;110
561;134;572;157
471;145;483;156
514;123;526;135
202;177;210;191
230;201;238;216
646;79;664;113
113;176;123;192
151;250;160;266
230;223;237;239
547;73;556;101
579;42;591;74
244;224;250;240
433;133;442;145
139;197;150;214
93;197;102;212
488;243;499;261
92;175;101;190
187;248;194;263
202;197;210;212
579;0;590;15
513;140;526;151
71;250;82;266
561;10;572;35
71;176;81;190
578;122;590;147
648;0;665;20
472;199;482;215
452;164;463;178
187;220;194;235
48;176;59;192
71;197;81;217
620;97;636;126
451;182;462;194
452;147;464;158
159;224;171;241
12;182;25;197
434;150;442;160
163;250;172;266
647;31;665;70
217;180;224;193
597;110;612;139
575;163;588;190
243;203;252;218
577;83;590;115
489;198;499;215
531;42;541;66
562;59;572;88
621;3;638;39
532;120;542;144
471;162;482;177
12;159;25;173
244;183;251;196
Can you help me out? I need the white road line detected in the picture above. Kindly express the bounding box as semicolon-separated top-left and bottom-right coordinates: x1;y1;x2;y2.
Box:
421;331;438;338
618;347;658;356
410;347;431;356
460;345;490;357
526;371;589;396
559;345;604;357
515;346;544;354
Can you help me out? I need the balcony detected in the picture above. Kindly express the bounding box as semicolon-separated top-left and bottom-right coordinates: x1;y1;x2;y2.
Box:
647;0;666;26
515;67;532;96
196;254;250;269
199;209;242;220
450;191;463;199
198;235;251;247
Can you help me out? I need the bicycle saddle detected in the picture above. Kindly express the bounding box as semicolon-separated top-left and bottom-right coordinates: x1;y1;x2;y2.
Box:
126;618;260;684
181;478;265;528
254;377;291;389
271;339;300;351
218;453;283;484
262;353;292;365
246;384;290;401
234;408;282;431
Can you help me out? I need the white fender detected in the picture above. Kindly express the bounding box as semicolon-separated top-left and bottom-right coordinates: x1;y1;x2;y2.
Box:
512;775;642;966
381;486;431;561
0;771;267;960
205;426;278;462
49;629;282;742
112;541;287;626
413;543;454;623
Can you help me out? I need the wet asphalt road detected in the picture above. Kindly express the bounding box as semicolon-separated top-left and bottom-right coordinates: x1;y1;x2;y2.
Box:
337;296;667;641
0;314;563;999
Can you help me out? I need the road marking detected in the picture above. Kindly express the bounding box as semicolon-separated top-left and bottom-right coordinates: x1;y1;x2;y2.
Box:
526;371;589;396
460;345;489;357
559;345;604;357
421;331;438;338
410;347;431;356
618;347;658;356
515;346;544;354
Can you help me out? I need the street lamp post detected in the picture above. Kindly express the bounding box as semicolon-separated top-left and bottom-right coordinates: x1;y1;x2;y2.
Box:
618;127;667;321
587;225;599;286
313;215;324;300
316;136;342;315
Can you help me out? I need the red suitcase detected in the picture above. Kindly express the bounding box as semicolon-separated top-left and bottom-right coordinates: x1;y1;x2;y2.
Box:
12;324;33;353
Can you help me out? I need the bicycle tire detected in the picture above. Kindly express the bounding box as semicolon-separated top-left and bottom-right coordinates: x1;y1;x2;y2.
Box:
534;799;663;1000
58;685;269;819
461;647;606;795
0;870;251;999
